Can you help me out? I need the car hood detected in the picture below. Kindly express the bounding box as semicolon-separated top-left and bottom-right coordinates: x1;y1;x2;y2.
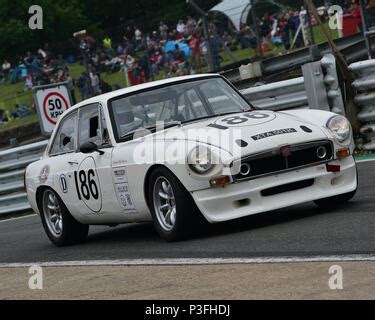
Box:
156;110;330;157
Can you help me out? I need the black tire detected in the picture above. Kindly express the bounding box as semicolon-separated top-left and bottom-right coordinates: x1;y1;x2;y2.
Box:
314;189;357;209
39;188;89;247
147;167;204;241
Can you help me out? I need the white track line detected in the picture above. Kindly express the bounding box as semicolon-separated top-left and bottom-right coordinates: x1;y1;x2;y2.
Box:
356;158;375;163
1;254;375;268
0;214;37;223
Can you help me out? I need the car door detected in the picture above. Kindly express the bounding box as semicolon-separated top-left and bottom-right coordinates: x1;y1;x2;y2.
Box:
47;110;80;212
67;103;120;216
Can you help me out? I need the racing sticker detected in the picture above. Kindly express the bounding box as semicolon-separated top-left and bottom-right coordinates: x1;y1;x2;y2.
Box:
112;167;136;212
75;157;102;213
59;174;68;193
251;128;297;141
39;165;50;183
214;112;276;128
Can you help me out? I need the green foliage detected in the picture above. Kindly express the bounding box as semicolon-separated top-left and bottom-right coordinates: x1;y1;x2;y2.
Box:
0;0;221;61
0;0;339;61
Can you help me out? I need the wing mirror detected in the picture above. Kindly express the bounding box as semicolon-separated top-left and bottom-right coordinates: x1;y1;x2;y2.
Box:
79;141;104;155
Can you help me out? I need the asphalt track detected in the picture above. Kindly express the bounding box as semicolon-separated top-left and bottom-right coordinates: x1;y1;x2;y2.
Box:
0;160;374;265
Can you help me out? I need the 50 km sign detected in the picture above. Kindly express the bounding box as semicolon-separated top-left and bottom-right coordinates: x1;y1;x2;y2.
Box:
43;92;69;125
33;82;73;136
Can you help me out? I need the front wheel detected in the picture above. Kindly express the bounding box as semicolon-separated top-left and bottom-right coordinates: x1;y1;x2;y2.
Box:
148;167;204;241
314;189;357;209
40;189;89;246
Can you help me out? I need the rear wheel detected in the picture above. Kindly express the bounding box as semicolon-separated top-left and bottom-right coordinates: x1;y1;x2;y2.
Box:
40;189;89;246
148;167;204;241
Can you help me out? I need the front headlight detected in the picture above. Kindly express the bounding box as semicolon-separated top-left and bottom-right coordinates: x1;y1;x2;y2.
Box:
326;115;351;143
188;146;214;175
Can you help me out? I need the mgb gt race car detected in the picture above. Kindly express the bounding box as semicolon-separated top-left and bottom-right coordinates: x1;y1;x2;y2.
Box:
25;74;358;246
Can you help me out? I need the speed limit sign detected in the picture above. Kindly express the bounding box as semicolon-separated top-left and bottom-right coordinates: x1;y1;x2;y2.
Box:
33;82;73;136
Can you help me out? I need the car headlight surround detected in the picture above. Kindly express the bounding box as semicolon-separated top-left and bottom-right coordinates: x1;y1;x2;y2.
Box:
326;115;351;143
188;146;215;175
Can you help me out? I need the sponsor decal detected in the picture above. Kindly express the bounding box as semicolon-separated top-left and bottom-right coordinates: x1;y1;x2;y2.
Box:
112;167;136;212
59;174;68;193
115;183;136;212
251;128;297;141
39;165;50;183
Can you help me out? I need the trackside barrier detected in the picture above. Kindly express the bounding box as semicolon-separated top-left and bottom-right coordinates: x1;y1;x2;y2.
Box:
349;60;375;150
0;140;48;216
241;54;344;114
241;77;309;110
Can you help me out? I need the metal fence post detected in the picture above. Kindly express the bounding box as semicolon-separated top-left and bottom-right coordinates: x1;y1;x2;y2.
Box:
321;54;346;115
302;61;330;111
349;59;375;150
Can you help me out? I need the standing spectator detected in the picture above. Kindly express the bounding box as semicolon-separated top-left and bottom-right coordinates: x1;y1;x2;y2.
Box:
289;11;303;48
65;72;76;105
237;24;251;49
24;74;33;91
186;16;196;34
2;60;11;82
139;54;151;81
90;70;101;95
176;19;186;36
124;25;134;42
368;0;375;27
103;35;113;55
208;35;222;71
117;44;124;55
189;35;202;71
103;35;112;49
260;13;272;40
351;1;362;31
134;27;143;51
159;21;169;41
24;51;34;66
278;14;290;51
37;48;47;61
76;72;90;101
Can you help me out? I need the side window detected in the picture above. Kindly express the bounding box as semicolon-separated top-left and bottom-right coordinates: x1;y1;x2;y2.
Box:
50;111;77;155
79;104;101;146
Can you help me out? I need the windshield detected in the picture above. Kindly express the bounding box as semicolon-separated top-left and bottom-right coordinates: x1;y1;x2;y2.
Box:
109;77;253;141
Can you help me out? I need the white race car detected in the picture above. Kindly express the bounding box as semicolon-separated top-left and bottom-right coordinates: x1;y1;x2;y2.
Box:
25;74;358;246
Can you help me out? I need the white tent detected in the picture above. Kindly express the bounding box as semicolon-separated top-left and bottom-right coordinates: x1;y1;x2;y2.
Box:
209;0;252;31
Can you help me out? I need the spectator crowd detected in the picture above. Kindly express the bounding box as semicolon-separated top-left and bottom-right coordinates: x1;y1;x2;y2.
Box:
0;0;372;119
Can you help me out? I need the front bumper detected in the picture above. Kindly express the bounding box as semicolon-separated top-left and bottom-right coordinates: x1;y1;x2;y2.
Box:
191;156;357;223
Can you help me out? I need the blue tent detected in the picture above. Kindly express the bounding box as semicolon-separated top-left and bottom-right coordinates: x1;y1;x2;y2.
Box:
11;64;28;83
164;41;191;57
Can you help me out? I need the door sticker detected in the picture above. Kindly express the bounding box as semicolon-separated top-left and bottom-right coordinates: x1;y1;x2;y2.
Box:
59;174;68;193
112;167;136;213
